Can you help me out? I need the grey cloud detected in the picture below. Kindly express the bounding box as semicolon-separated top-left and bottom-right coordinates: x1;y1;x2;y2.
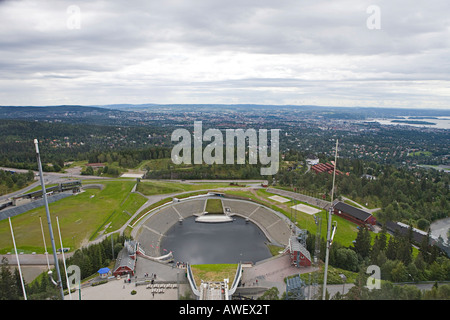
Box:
0;0;449;107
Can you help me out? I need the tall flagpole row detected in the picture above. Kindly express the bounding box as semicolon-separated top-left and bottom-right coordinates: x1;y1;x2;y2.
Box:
56;216;72;300
8;217;27;300
34;139;65;300
39;216;51;270
322;139;339;300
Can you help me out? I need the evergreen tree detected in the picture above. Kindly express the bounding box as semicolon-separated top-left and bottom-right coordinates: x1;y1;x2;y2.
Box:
397;236;412;265
13;268;25;299
386;235;398;261
378;224;387;252
258;287;280;300
370;235;381;264
0;257;20;300
353;226;371;259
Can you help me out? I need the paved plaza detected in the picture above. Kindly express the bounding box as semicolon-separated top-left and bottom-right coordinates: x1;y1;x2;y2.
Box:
240;254;317;298
268;195;290;203
67;258;192;300
68;278;189;300
290;203;321;215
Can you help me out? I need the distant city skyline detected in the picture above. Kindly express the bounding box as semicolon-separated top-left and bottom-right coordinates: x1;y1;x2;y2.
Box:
1;0;449;109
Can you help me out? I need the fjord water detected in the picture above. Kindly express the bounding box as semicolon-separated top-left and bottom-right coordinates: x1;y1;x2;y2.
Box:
160;216;272;265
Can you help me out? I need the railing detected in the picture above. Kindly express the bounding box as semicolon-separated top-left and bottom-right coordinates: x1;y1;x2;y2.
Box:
186;264;200;298
228;263;242;296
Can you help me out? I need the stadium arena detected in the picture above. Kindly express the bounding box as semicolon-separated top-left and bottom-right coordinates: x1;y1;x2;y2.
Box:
132;192;295;263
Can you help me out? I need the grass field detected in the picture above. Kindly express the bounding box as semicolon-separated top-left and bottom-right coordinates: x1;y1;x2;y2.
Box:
0;180;146;254
191;264;238;288
205;199;223;214
136;180;239;196
408;151;432;157
222;188;361;247
0;178;377;255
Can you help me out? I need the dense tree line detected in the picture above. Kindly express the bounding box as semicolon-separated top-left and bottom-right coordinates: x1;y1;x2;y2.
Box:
307;225;450;286
0;169;35;196
0;257;26;300
0;119;171;171
334;271;450;300
87;147;172;168
145;163;264;180
61;234;126;283
276;157;449;229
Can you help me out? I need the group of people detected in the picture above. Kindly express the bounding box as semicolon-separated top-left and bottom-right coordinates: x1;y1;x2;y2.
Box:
174;261;187;269
143;272;157;280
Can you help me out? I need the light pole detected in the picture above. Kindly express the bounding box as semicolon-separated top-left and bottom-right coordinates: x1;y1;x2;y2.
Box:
34;139;65;300
339;273;347;295
322;139;339;300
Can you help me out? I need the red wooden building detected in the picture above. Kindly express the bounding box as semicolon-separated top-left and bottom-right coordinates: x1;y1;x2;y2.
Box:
288;236;312;267
112;240;136;277
311;162;342;175
333;201;376;226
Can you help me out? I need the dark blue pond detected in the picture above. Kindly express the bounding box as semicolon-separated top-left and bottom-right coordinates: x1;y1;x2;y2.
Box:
160;216;272;265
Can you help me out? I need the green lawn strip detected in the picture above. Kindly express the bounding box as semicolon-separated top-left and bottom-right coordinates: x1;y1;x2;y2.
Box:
140;158;193;171
0;188;101;253
296;265;358;285
267;244;285;256
111;192;147;230
224;189;360;247
136;180;240;196
259;189;365;247
86;181;139;241
205;199;224;214
0;180;136;253
190;264;238;288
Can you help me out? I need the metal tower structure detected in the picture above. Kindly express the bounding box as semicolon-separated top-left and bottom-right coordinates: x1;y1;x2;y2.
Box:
310;213;321;299
322;139;339;300
34;139;65;300
286;275;307;300
297;229;307;248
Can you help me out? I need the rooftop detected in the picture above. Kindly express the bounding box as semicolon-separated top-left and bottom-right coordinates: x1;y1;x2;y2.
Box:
333;201;372;221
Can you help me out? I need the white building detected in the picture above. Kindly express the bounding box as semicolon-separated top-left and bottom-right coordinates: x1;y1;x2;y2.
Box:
306;154;319;166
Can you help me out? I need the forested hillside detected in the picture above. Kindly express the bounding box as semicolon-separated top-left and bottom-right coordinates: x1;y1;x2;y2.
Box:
0;119;171;171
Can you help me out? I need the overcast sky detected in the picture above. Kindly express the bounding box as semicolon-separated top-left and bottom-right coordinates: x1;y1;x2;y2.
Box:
1;0;449;108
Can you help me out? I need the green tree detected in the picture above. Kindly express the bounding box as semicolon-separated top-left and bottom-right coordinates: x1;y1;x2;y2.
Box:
386;237;398;261
335;248;359;272
0;257;20;300
417;218;430;231
82;166;94;176
5;176;14;189
397;236;412;265
423;284;450;300
258;287;280;300
390;261;408;283
353;226;371;259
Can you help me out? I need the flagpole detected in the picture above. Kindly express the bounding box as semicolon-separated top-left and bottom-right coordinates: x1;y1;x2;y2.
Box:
8;217;27;300
39;216;51;270
34;138;65;300
322;139;338;300
56;216;72;300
